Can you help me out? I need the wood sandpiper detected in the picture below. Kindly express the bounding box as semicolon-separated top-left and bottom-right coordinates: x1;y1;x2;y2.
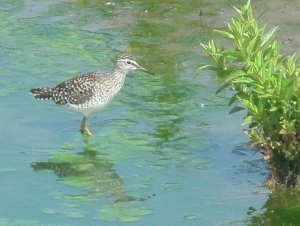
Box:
30;55;153;136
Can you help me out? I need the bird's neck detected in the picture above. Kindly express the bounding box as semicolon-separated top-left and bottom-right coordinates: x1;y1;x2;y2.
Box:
110;67;128;84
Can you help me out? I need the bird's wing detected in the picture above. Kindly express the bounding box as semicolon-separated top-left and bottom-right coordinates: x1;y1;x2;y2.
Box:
52;73;97;105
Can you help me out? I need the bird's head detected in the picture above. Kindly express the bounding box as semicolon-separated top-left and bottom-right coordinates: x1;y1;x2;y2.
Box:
115;55;154;74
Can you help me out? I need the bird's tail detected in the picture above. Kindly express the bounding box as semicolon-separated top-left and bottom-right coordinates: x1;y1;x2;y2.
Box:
30;87;54;100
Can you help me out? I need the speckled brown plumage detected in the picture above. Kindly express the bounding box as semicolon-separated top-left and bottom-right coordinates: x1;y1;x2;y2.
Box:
30;55;152;135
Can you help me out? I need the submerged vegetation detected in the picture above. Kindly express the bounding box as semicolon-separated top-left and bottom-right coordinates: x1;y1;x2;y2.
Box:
201;1;300;189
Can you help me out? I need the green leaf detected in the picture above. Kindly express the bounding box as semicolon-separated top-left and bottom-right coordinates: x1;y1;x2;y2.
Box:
233;77;254;84
225;70;246;83
198;65;215;71
214;29;235;40
222;49;244;61
261;27;278;48
279;129;287;135
259;93;273;98
269;106;277;112
232;6;242;15
242;115;253;125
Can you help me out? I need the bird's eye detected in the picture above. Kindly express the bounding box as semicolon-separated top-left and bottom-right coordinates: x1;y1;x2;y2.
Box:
126;61;131;64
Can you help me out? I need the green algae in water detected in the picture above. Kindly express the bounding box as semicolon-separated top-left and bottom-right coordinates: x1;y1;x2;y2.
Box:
163;182;182;191
42;207;85;219
61;144;75;151
42;208;57;215
2;0;295;225
63;210;85;219
183;214;201;221
0;168;18;174
96;202;153;222
54;193;96;203
0;219;39;226
62;176;95;188
0;80;22;99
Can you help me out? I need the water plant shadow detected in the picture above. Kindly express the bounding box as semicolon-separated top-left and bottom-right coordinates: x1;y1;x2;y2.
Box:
247;188;300;226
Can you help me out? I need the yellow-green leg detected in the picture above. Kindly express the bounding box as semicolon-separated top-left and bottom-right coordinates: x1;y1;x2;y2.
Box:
81;116;93;136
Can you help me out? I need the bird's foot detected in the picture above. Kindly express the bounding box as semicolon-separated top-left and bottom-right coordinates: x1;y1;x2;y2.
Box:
81;127;93;136
81;116;93;136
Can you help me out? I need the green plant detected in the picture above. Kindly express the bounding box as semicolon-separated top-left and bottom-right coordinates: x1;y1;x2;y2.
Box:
201;0;300;189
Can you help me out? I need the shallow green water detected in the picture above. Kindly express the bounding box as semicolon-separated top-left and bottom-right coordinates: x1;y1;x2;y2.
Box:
0;0;299;225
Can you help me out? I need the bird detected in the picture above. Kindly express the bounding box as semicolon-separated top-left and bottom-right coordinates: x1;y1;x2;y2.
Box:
30;55;153;136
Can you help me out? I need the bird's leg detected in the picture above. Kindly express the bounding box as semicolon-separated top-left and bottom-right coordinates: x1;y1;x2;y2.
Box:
81;116;93;136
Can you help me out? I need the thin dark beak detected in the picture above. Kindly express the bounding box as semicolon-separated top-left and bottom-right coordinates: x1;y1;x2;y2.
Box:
136;63;155;75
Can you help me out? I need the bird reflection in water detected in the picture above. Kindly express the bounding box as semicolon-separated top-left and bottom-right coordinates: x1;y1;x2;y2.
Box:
31;137;143;203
